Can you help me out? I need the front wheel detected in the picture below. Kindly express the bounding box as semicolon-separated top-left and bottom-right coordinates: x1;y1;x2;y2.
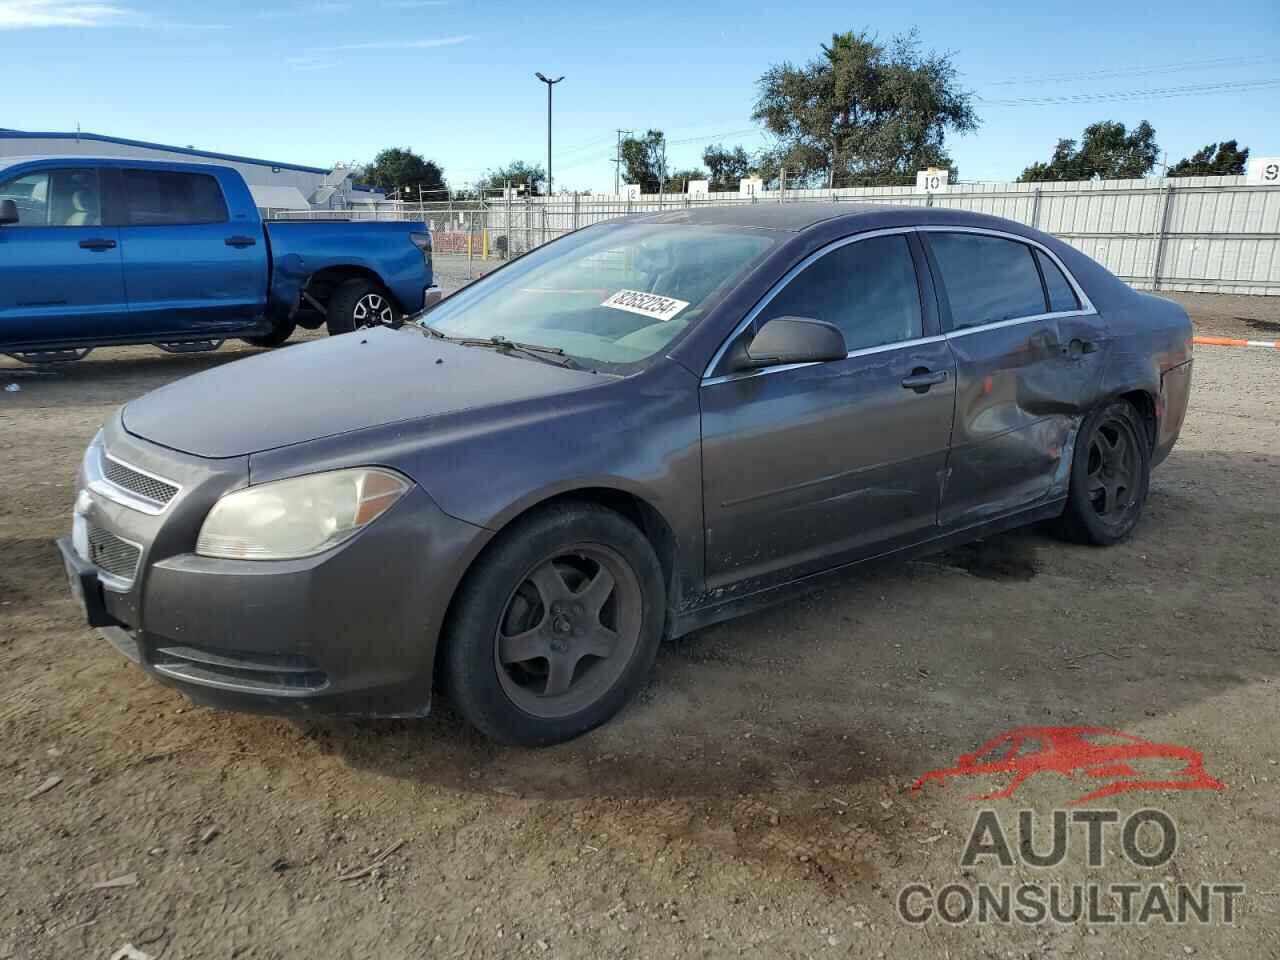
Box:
442;502;666;746
326;278;402;336
1052;399;1151;545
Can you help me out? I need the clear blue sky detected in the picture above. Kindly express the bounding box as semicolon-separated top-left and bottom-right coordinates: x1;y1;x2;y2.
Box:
3;0;1277;191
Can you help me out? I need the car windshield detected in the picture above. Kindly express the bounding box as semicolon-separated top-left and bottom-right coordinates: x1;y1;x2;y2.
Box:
416;222;776;371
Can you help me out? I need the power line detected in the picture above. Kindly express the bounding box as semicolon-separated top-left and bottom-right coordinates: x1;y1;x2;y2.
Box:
978;76;1280;106
982;55;1276;87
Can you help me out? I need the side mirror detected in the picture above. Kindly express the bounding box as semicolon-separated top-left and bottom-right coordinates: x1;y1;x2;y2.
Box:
733;316;847;371
0;198;18;226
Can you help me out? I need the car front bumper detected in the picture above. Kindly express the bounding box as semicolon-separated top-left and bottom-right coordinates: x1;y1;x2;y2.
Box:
62;414;491;718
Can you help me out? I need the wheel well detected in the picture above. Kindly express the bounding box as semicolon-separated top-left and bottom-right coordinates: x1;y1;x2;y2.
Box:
1117;389;1157;449
305;267;396;310
432;488;681;688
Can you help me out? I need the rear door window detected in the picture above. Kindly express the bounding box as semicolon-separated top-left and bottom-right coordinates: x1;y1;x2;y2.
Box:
928;232;1048;331
761;234;924;352
122;169;228;226
1036;249;1082;313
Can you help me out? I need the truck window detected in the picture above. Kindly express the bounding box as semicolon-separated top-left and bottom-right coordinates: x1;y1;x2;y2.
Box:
0;168;101;227
122;170;229;226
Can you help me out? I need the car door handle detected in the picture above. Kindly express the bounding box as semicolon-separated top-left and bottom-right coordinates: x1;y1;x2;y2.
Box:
78;238;117;251
225;235;257;248
901;369;949;393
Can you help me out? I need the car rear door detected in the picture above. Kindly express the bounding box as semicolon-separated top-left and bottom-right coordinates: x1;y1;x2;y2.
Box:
0;165;126;346
921;228;1109;527
699;229;956;591
109;167;267;337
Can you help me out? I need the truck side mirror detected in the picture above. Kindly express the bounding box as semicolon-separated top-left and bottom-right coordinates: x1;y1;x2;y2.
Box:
0;199;19;226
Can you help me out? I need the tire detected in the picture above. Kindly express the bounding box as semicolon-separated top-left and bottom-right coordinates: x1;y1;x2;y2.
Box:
241;319;296;348
442;501;666;746
1052;399;1151;546
325;278;402;336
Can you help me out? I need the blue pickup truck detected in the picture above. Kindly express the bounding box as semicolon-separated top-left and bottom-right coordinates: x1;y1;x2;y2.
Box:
0;156;436;360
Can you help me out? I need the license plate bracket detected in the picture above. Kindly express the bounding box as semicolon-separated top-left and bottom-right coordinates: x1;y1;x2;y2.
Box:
56;536;120;628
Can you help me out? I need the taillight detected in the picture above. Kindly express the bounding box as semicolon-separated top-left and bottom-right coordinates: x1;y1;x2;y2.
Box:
410;231;432;269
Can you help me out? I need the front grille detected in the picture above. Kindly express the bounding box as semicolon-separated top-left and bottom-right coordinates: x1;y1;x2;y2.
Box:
88;527;141;582
102;455;179;506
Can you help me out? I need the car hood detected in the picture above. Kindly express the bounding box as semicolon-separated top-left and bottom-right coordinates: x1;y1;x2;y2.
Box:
122;327;602;458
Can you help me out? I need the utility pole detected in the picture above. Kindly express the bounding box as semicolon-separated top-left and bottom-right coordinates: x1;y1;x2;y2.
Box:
612;128;629;195
535;72;564;197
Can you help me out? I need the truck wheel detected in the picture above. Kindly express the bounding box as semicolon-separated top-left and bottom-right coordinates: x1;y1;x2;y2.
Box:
442;502;666;746
242;319;296;348
327;279;402;336
1051;399;1151;546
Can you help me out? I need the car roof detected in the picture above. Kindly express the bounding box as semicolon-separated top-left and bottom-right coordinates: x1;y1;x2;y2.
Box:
0;154;231;175
623;201;1030;234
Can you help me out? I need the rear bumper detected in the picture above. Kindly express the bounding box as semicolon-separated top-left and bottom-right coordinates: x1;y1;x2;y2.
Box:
1153;358;1193;467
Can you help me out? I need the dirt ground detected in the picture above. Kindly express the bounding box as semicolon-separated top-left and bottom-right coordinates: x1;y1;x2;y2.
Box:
1;292;1278;960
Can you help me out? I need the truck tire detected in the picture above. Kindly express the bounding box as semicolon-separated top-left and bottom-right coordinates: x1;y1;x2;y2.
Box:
242;319;296;348
442;501;666;746
326;278;402;336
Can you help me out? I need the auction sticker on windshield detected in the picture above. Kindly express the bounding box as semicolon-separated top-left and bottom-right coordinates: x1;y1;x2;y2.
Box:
601;289;690;322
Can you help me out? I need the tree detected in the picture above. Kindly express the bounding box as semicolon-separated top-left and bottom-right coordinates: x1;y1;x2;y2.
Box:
1166;140;1249;178
1018;121;1159;182
480;160;546;196
620;130;666;191
752;29;977;188
364;147;445;197
702;143;753;190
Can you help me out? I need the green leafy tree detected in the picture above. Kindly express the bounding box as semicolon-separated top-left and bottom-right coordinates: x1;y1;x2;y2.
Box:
702;143;754;190
480;160;547;196
752;29;977;187
620;130;666;191
1166;140;1249;177
1018;121;1159;182
364;147;445;196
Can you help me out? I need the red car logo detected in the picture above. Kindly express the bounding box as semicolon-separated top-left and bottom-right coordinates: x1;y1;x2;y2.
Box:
912;726;1225;806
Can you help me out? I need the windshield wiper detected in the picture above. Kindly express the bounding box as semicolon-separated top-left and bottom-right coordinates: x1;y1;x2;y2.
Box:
453;335;582;369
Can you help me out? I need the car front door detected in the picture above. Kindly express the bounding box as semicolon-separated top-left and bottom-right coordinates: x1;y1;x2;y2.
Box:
0;166;126;347
110;167;267;337
922;229;1109;527
700;229;956;591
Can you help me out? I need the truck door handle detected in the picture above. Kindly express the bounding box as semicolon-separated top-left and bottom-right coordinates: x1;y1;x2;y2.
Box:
225;235;257;248
901;368;949;393
78;238;117;251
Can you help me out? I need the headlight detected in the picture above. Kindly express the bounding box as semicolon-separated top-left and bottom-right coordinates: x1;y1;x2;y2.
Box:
196;468;411;560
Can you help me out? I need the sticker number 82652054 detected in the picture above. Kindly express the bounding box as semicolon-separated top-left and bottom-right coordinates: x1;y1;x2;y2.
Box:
601;289;690;322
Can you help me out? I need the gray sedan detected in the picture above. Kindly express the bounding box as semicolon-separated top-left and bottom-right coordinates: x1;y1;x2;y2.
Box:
59;204;1193;745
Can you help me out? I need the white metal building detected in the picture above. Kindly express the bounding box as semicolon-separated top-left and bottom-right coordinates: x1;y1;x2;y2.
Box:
0;129;384;211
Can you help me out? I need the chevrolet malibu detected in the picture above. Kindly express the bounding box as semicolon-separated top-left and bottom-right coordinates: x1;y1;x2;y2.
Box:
59;204;1193;745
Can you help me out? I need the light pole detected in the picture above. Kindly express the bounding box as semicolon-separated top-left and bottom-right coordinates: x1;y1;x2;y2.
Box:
535;72;563;197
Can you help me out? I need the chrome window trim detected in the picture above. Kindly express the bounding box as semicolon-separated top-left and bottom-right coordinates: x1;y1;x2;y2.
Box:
703;335;948;387
88;448;183;516
701;227;922;383
915;224;1098;323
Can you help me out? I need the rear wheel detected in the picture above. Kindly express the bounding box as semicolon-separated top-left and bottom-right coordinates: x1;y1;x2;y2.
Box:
326;278;401;336
1052;399;1150;545
442;502;665;746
